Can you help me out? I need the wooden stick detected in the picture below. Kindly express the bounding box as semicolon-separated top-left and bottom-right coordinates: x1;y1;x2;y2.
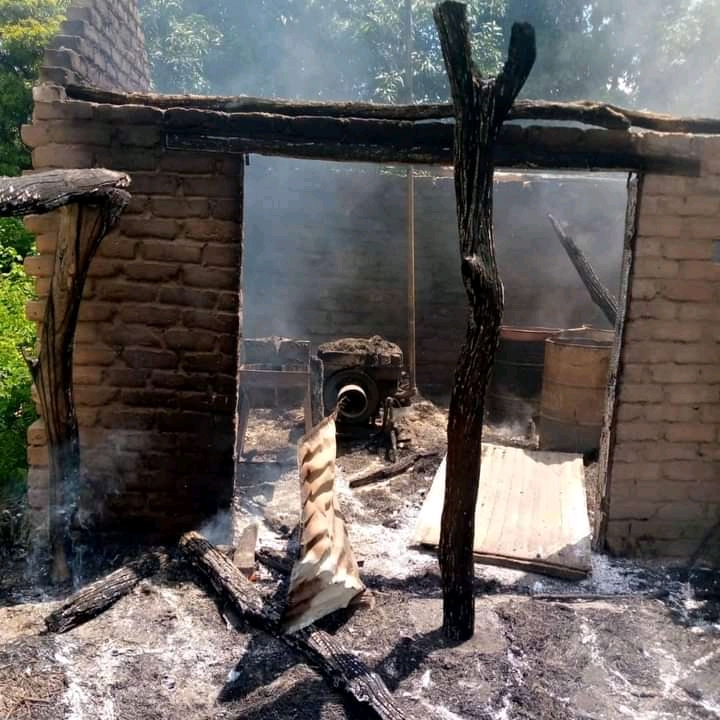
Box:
44;551;169;633
179;531;412;720
347;452;439;488
548;213;618;326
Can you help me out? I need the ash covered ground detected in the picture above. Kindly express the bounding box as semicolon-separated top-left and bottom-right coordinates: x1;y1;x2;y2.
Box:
1;398;719;720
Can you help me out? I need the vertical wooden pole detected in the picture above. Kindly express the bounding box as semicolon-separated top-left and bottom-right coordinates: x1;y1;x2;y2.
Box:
433;1;535;640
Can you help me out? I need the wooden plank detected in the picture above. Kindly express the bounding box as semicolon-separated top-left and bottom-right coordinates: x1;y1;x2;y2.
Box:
413;444;591;579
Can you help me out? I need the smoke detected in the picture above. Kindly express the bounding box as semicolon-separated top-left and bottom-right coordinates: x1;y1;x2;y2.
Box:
197;509;233;546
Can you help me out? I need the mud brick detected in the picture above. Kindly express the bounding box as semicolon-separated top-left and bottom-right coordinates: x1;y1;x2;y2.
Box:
73;366;105;385
665;423;716;443
74;347;118;366
217;292;239;314
182;309;237;334
100;407;156;430
157;286;217;309
201;244;240;267
663;238;713;258
119;303;180;327
32;143;95;169
120;389;177;408
121;218;180;240
666;383;719;405
164;328;215;352
159;155;216;174
618;383;664;403
151;371;208;391
660;280;714;302
101;323;164;349
123;348;178;370
156;410;210;433
96;281;157;303
183;218;237;241
152;197;209;219
140;240;202;264
24;255;54;277
78;302;116;322
183;352;235;374
124;261;180;283
27;445;49;466
97;236;138;259
182;266;237;291
26;419;47;446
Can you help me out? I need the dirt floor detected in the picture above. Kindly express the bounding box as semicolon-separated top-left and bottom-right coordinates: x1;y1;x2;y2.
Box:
1;398;719;720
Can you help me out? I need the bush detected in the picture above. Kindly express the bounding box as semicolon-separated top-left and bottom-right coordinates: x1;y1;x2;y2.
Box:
0;238;36;504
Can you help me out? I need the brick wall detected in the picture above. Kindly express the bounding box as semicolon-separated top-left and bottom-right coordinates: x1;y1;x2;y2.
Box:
606;135;720;559
244;160;626;398
40;0;150;92
23;86;243;541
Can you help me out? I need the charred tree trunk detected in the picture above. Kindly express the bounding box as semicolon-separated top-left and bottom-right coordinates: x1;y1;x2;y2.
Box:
433;2;535;641
30;197;128;583
179;531;412;720
547;214;618;326
0;170;131;583
44;551;169;633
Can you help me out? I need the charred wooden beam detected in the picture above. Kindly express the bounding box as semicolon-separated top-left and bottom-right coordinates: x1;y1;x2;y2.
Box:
548;214;619;326
179;531;412;720
67;82;720;133
161;114;699;174
434;1;535;641
44;551;169;633
347;452;439;488
0;169;131;583
0;169;130;216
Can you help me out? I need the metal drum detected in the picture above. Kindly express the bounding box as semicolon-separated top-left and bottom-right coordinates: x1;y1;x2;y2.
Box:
539;328;614;453
486;326;561;423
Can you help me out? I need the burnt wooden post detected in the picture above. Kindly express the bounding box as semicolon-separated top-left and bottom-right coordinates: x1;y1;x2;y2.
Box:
0;169;130;583
547;214;619;326
432;1;535;640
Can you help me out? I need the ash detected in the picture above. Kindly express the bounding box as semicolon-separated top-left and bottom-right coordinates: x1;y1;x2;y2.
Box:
1;398;719;720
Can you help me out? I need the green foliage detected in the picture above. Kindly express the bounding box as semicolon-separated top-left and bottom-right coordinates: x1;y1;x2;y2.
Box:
0;0;62;506
0;260;36;500
140;0;221;93
0;0;67;175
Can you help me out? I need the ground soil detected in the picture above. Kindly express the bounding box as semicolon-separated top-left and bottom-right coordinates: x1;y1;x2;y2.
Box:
1;397;719;720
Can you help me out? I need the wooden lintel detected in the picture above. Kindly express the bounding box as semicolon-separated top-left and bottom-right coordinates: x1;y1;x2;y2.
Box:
162;124;700;175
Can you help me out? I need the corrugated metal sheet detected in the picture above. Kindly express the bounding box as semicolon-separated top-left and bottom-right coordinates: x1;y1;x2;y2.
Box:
282;414;365;633
414;443;591;579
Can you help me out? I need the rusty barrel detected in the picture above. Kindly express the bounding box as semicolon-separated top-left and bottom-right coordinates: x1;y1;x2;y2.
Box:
539;328;614;453
486;326;561;422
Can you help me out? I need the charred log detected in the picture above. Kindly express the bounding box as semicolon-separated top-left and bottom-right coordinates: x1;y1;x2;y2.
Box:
44;551;169;633
0;169;131;582
179;531;412;720
547;214;619;326
433;2;535;641
347;452;439;489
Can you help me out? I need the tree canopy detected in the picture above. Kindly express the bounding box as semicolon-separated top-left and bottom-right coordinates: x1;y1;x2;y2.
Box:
138;0;720;116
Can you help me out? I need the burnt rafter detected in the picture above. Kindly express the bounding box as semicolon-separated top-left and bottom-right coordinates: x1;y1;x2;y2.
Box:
66;82;720;134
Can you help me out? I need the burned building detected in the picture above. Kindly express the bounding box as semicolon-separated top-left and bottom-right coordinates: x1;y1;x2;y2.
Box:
19;0;720;560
